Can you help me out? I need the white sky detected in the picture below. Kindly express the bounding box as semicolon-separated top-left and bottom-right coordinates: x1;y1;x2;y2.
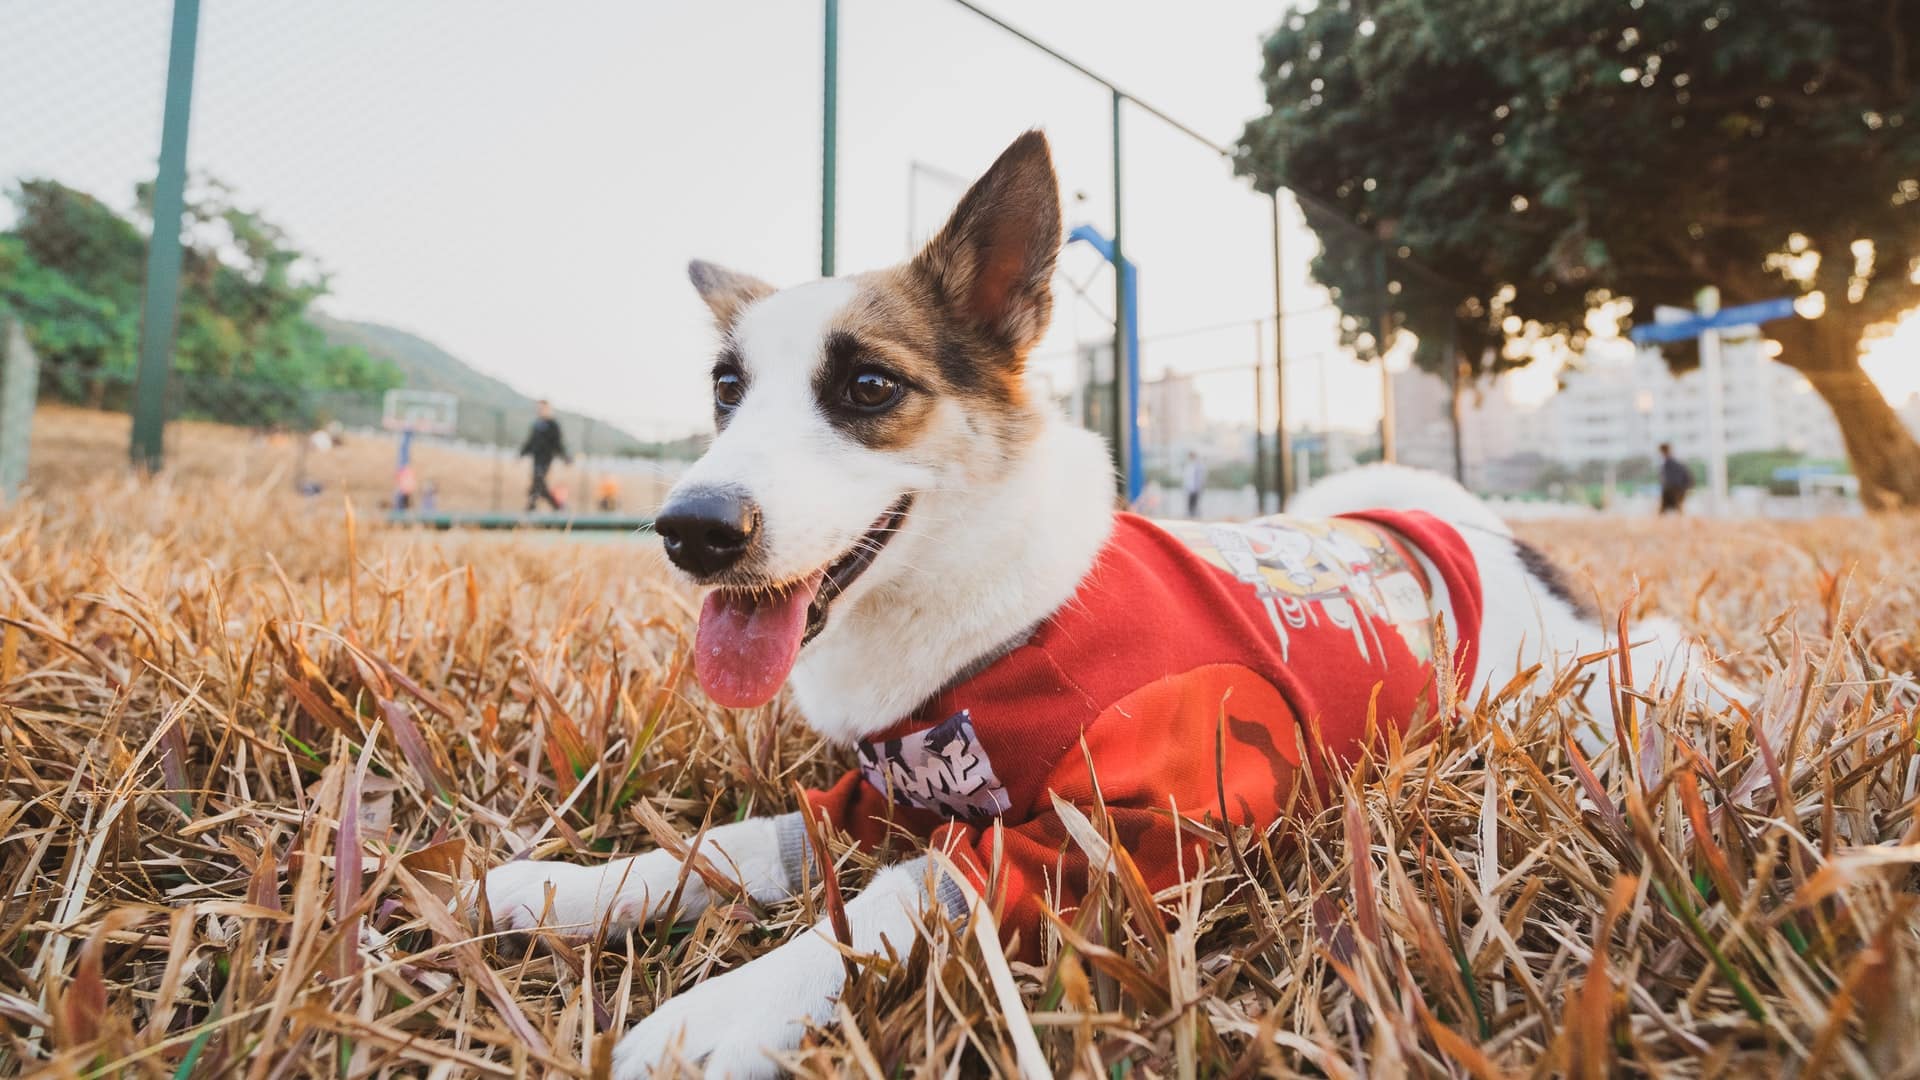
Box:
0;0;1397;442
4;1;1911;443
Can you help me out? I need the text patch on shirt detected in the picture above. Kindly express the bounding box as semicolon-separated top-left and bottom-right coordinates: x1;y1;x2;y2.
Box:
858;710;1013;820
1159;515;1437;667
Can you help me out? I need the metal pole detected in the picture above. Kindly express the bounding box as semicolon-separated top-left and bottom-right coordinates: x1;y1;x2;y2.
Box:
820;0;838;279
130;0;201;473
1379;369;1397;463
1696;285;1728;515
1702;327;1728;515
1270;192;1290;506
1251;324;1267;512
583;418;595;512
1375;243;1396;463
492;408;505;512
1448;319;1466;483
1110;89;1128;498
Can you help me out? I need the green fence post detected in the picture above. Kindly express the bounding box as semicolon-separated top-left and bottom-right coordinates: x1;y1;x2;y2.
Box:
130;0;202;473
820;0;839;278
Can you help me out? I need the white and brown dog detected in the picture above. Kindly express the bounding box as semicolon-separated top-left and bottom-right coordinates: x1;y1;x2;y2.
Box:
479;131;1726;1077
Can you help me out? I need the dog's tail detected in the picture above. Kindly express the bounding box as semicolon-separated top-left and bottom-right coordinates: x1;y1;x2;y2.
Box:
1285;463;1512;536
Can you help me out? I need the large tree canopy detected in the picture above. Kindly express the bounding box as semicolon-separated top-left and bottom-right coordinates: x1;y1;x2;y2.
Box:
1238;0;1920;508
0;178;396;413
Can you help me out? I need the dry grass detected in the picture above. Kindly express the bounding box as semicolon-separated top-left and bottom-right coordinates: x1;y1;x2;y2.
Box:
25;405;674;513
1;479;1916;1078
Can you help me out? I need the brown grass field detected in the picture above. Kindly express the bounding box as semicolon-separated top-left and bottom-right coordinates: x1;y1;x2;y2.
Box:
1;473;1917;1078
25;405;675;514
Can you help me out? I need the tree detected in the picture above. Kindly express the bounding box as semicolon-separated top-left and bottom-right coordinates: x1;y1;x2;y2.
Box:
1239;0;1920;509
0;182;146;392
0;177;397;410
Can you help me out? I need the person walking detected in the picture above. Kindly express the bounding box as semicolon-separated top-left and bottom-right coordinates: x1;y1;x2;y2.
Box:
1657;442;1694;515
1183;450;1206;518
520;400;572;512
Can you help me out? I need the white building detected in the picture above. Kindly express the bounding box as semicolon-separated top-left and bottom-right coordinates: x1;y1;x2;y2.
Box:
1549;337;1844;463
1390;363;1553;491
1392;334;1850;489
1138;370;1209;458
1389;364;1457;476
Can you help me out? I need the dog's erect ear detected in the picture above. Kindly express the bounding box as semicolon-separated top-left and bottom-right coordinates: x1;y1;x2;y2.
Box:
688;260;776;331
911;130;1061;354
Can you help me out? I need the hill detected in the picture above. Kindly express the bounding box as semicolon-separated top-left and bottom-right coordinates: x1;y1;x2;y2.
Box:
313;313;653;455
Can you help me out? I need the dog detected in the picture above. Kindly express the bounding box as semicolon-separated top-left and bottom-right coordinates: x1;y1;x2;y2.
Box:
479;131;1726;1077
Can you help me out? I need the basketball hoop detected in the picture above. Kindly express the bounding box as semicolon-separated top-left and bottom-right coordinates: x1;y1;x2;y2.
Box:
381;389;459;436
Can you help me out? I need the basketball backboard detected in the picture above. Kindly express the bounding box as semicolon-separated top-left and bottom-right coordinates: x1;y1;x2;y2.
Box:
381;389;459;435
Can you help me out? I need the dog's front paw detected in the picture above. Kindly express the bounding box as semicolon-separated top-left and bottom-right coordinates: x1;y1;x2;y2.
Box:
610;937;840;1078
478;859;603;934
478;851;696;938
480;853;687;937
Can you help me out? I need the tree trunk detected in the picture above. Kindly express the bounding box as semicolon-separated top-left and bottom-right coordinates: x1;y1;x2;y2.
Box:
1799;367;1920;510
1772;313;1920;511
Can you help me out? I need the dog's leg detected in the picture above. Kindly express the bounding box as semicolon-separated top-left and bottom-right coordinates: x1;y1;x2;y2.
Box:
480;815;799;937
610;856;942;1079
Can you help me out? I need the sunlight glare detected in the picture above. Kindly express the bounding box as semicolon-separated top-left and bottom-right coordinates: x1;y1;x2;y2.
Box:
1863;311;1920;406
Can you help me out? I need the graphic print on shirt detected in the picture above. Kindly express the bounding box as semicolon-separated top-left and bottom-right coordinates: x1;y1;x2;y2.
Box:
857;709;1013;819
1161;516;1435;666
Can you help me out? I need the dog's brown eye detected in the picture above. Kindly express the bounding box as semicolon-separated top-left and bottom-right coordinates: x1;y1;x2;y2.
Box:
714;373;745;409
847;370;901;411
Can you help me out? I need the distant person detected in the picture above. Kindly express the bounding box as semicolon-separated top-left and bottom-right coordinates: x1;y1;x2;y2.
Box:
394;464;418;512
520;400;572;512
595;475;621;512
1183;451;1205;518
1658;442;1693;515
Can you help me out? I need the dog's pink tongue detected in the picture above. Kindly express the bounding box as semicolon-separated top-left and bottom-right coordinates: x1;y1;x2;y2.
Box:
694;575;822;708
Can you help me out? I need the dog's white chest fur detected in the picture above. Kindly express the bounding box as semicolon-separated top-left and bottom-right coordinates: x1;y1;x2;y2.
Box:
787;417;1116;745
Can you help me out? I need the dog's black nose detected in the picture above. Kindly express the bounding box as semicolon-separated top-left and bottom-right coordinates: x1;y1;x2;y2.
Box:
655;489;758;577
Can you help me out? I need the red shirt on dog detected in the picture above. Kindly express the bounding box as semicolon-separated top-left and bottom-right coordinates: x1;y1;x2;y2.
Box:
803;509;1482;955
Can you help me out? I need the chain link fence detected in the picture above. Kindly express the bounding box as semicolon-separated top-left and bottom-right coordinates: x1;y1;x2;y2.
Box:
25;361;684;515
4;1;1448;526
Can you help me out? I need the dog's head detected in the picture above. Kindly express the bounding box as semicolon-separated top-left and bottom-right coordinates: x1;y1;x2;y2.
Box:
657;130;1063;708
